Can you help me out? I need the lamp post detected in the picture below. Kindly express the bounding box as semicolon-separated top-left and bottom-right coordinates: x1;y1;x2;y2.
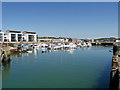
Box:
6;25;9;46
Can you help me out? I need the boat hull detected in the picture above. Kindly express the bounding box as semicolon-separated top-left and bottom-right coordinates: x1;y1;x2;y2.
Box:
10;49;20;53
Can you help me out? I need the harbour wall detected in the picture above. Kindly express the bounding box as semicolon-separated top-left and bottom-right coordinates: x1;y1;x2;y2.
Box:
109;43;120;90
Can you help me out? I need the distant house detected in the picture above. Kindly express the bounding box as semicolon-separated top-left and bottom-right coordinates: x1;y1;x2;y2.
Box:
22;31;37;42
64;38;69;42
77;39;82;43
0;30;4;42
38;39;52;42
51;39;65;43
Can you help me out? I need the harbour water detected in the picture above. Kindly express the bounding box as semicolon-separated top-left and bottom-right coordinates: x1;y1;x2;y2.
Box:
2;46;112;88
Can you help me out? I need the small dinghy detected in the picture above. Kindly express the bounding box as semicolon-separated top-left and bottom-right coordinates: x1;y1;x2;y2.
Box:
27;51;32;53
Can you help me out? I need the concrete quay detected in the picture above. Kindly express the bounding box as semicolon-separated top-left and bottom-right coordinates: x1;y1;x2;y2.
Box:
109;42;120;89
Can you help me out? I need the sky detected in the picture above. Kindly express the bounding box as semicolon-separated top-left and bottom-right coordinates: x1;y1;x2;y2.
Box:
2;0;120;2
2;2;118;39
0;1;2;29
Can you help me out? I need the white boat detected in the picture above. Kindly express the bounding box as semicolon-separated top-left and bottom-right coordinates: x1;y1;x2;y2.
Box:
82;42;87;47
10;47;20;53
63;44;70;48
54;45;61;50
27;51;32;53
87;43;92;47
69;43;77;49
60;43;65;48
47;44;52;50
77;43;82;47
41;43;48;48
34;44;40;48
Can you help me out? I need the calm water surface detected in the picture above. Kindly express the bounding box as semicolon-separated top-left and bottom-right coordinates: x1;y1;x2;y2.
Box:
2;46;113;88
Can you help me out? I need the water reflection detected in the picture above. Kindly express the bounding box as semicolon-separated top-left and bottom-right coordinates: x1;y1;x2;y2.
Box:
2;47;94;69
33;48;38;56
2;46;109;65
0;65;2;89
10;53;22;59
69;49;75;54
2;62;11;79
65;49;75;54
81;47;92;51
2;46;113;88
48;50;52;53
2;46;112;85
42;51;47;53
87;47;92;50
10;48;39;59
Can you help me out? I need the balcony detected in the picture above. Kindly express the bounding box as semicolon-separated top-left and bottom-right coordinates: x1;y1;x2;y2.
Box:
18;34;22;37
11;34;16;38
11;40;16;42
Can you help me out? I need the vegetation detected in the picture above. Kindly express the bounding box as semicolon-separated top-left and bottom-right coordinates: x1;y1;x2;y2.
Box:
38;37;117;42
94;37;117;42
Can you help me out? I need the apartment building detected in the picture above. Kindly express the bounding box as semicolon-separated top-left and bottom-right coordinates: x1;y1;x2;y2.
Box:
23;31;37;42
0;30;4;42
6;30;22;42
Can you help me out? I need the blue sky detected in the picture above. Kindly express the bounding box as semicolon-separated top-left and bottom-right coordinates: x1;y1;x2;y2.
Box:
2;2;118;39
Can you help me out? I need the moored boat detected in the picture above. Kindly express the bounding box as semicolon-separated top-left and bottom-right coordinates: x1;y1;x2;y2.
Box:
27;51;32;53
10;47;20;53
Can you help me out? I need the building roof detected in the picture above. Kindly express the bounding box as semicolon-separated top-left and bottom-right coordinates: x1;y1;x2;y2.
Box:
6;30;21;33
23;31;36;34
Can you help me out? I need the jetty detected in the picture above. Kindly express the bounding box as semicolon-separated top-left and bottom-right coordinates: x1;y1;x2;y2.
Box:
110;42;120;89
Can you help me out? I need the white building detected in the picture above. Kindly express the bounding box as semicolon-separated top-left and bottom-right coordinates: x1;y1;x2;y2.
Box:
4;34;7;42
0;30;4;42
38;39;52;42
22;31;37;42
38;38;69;43
51;39;65;43
6;30;22;42
64;38;69;42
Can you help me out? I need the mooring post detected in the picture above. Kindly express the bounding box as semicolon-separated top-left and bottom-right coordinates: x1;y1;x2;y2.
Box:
1;47;11;64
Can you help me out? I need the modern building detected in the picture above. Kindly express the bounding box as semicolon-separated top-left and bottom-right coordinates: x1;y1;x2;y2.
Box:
38;38;69;43
22;31;37;42
4;34;8;42
0;30;38;43
6;30;22;42
0;30;4;42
